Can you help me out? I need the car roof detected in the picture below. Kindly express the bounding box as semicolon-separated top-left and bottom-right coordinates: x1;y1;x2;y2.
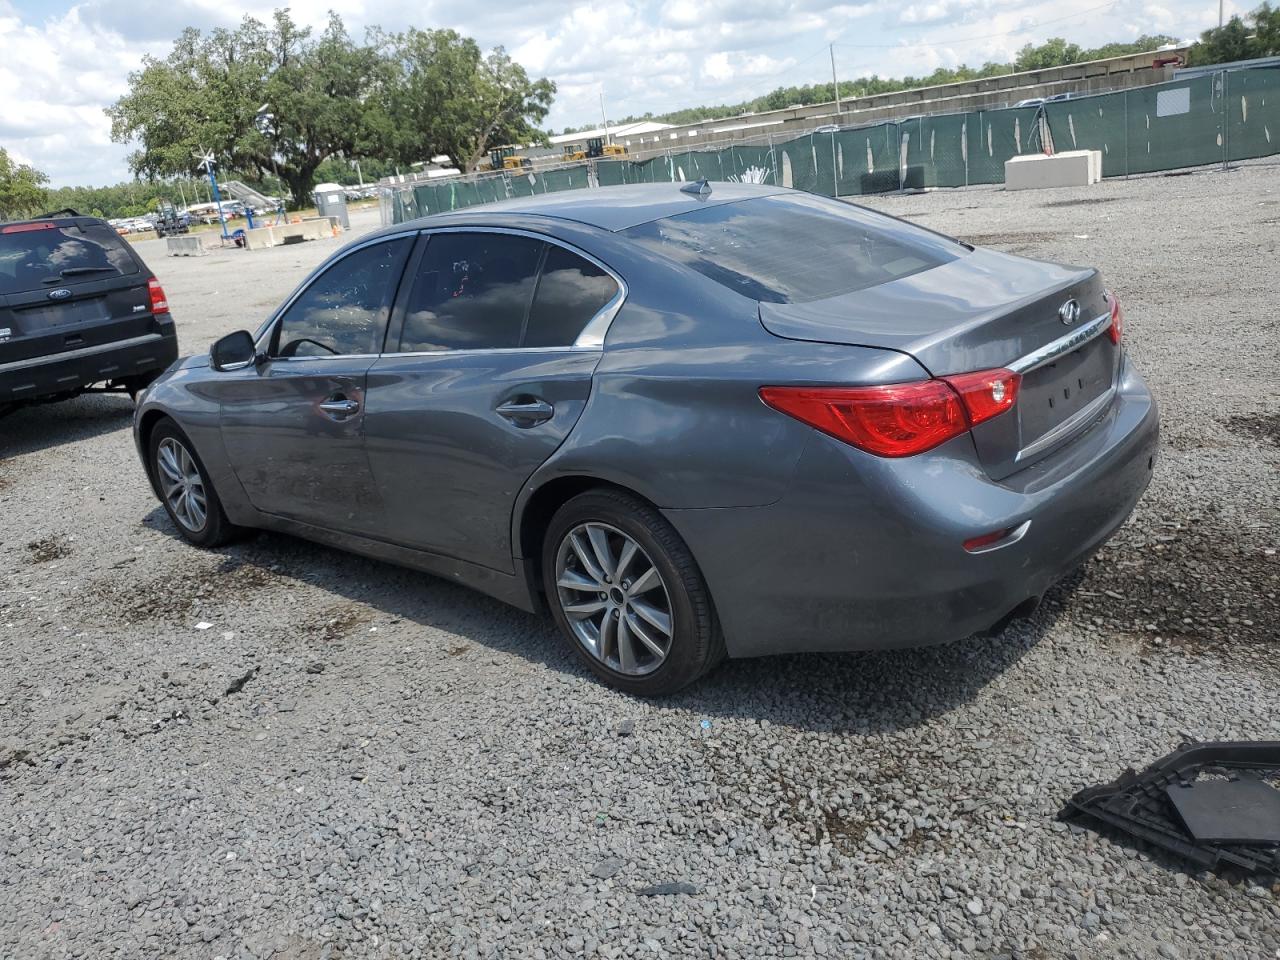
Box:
399;181;791;234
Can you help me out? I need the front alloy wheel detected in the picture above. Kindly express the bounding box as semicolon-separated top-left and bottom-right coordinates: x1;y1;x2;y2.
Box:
148;418;241;547
156;436;208;533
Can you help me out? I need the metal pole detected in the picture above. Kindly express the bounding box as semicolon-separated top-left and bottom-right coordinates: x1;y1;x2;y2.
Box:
207;165;229;240
1219;0;1224;27
355;160;364;188
897;123;904;193
600;88;612;145
830;44;841;116
831;128;839;197
1124;90;1130;178
1221;69;1229;172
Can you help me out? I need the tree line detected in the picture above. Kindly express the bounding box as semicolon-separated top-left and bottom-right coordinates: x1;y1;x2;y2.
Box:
105;9;553;208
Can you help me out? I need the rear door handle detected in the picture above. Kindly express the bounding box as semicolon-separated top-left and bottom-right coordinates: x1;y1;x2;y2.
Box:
319;397;360;419
496;397;554;426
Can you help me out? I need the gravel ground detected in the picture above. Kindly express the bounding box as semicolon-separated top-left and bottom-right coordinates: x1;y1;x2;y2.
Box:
2;171;1279;960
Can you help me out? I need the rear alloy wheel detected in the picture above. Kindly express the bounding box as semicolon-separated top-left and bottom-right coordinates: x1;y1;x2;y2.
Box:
149;419;240;547
544;489;723;696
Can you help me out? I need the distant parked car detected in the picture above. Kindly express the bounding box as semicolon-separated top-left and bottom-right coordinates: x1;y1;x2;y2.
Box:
133;183;1157;695
0;210;178;412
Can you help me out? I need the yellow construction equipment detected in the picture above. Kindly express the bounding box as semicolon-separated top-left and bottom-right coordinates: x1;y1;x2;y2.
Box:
560;137;627;163
488;146;532;172
586;137;626;159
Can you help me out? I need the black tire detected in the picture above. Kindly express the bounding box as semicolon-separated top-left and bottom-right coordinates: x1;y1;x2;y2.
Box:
148;418;242;547
542;488;724;697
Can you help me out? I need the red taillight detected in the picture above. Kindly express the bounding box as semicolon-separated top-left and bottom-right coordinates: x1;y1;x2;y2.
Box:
0;221;57;234
760;367;1020;458
1106;291;1123;345
942;368;1021;427
147;277;170;315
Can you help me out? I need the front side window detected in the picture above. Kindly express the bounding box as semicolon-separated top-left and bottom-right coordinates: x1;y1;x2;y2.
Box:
398;233;543;352
273;238;410;357
622;193;966;304
524;246;619;348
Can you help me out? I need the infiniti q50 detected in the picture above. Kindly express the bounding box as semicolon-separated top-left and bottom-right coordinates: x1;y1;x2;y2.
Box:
133;183;1158;695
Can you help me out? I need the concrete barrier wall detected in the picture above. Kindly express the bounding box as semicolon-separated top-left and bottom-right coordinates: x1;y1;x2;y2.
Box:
1005;150;1101;190
165;236;206;257
241;219;340;251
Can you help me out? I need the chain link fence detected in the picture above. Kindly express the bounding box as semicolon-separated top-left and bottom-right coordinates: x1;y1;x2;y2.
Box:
382;66;1280;225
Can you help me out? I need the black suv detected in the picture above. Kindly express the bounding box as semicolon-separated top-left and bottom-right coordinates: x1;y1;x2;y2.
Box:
0;210;178;412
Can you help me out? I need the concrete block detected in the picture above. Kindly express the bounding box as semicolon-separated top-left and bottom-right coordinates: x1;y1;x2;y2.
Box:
272;220;334;245
243;226;277;251
165;235;206;256
1004;151;1094;191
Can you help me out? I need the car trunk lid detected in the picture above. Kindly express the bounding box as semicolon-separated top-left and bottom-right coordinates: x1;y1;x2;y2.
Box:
758;248;1120;478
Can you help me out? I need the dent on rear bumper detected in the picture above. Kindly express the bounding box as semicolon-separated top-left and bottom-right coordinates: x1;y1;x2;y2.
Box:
665;360;1159;659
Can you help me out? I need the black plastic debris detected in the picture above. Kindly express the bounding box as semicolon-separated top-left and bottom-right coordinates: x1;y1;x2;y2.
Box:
1060;741;1280;873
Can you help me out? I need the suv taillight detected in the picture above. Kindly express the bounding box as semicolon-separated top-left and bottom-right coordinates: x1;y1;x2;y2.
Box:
1106;290;1123;346
760;368;1021;458
148;277;170;315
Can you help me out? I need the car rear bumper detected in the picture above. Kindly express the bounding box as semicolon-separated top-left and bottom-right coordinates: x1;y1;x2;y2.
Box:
664;357;1159;659
0;324;178;402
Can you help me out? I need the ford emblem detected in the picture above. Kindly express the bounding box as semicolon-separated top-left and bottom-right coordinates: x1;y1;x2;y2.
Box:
1058;298;1081;325
48;288;72;301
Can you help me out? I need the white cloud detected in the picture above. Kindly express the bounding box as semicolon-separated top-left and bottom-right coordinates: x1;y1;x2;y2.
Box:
0;0;1223;185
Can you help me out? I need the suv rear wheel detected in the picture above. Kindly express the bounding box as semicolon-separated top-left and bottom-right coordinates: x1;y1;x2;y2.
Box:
148;419;241;547
543;489;723;696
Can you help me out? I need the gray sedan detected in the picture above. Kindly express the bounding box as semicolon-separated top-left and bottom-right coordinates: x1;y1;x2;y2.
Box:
133;183;1158;695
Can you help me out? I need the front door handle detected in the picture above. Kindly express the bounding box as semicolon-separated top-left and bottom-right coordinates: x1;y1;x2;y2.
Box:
319;397;360;419
496;397;554;427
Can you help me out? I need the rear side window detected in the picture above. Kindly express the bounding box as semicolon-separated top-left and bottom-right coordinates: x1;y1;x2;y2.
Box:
524;246;618;347
273;237;410;357
622;193;965;304
0;221;139;295
398;233;543;352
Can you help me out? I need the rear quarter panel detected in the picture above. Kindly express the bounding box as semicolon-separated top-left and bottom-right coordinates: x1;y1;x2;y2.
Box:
516;231;929;517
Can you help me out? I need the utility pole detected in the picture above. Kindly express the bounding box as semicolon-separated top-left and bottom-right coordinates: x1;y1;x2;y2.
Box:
1219;0;1224;26
830;44;841;115
599;87;612;145
354;159;364;188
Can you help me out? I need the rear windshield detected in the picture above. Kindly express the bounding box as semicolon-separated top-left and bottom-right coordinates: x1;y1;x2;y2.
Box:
622;193;965;303
0;221;139;295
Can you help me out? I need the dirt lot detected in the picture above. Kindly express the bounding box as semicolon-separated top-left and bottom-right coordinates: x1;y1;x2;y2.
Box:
2;172;1278;959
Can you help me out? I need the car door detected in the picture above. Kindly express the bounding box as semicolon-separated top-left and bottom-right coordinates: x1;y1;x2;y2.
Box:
363;229;623;572
214;235;412;535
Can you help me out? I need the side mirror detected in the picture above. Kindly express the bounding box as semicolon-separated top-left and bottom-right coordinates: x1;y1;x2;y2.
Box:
210;330;257;371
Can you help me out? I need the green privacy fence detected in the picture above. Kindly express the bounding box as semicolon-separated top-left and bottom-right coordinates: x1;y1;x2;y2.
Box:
385;66;1280;223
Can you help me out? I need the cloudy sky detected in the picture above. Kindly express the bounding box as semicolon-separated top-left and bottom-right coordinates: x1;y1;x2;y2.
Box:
0;0;1236;186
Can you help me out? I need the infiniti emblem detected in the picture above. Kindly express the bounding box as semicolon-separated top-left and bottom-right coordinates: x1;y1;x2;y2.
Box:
48;288;72;301
1058;298;1081;325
